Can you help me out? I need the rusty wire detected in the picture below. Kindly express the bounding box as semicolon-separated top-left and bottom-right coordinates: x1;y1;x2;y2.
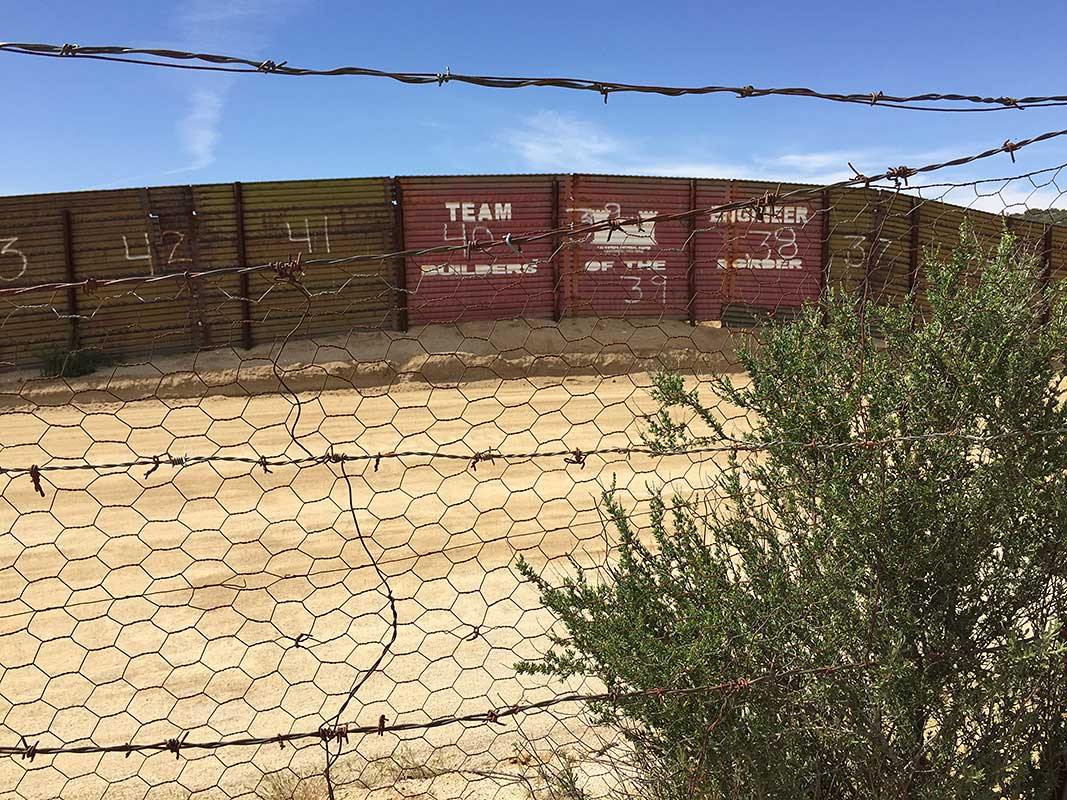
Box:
2;426;1067;487
0;660;878;760
1;41;1066;112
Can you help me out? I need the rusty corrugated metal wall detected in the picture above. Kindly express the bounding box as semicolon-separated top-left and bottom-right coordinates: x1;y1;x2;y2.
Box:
560;175;692;320
1;173;1062;371
400;175;557;324
693;180;824;322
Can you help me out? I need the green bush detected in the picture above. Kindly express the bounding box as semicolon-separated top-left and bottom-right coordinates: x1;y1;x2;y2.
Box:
518;224;1067;799
38;346;111;378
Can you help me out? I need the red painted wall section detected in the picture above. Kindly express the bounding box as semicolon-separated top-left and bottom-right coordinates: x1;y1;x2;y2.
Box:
400;175;556;324
560;175;691;319
693;180;823;320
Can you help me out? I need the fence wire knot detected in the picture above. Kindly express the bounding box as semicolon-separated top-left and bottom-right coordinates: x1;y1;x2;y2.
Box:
165;733;187;760
436;67;451;86
604;216;626;243
470;449;497;471
319;724;348;744
83;276;99;295
28;465;44;497
271;252;304;286
59;43;78;56
564;448;586;467
1003;139;1020;163
256;59;286;73
752;192;778;223
144;456;161;479
486;708;503;725
377;714;388;736
737;85;756;98
18;737;37;762
870;91;884;106
886;165;916;187
848;162;871;187
258;456;272;474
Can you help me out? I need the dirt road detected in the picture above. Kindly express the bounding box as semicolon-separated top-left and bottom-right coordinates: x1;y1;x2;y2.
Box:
0;367;746;799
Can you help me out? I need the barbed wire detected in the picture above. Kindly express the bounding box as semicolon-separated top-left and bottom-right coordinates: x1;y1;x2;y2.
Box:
0;660;876;761
4;427;1064;494
1;126;1065;301
1;41;1065;112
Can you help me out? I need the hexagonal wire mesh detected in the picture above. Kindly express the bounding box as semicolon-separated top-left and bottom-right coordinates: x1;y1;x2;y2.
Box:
1;161;1066;800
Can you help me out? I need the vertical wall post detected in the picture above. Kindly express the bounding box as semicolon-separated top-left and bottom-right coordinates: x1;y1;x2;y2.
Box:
392;178;409;332
232;182;254;350
1042;224;1053;325
861;194;888;311
551;177;562;322
686;178;698;325
61;209;80;351
907;197;921;298
185;187;213;351
819;190;831;301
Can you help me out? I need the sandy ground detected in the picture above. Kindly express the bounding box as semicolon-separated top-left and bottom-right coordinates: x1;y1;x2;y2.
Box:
0;321;752;800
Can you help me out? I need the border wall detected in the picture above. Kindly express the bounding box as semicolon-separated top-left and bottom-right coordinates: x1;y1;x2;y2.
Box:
1;174;1062;371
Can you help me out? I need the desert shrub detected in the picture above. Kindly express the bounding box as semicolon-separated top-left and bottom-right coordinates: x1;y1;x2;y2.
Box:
518;225;1067;799
37;345;111;378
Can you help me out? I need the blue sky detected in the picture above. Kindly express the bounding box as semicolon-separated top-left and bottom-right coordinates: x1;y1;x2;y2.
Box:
3;0;1067;212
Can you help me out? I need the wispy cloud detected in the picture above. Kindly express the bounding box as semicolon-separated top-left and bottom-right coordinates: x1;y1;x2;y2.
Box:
166;0;305;174
172;88;225;173
173;0;305;44
501;112;983;188
504;111;626;171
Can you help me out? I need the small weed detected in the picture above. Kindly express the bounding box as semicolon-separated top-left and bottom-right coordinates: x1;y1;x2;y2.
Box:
257;772;329;800
37;346;113;378
368;745;448;783
510;744;590;800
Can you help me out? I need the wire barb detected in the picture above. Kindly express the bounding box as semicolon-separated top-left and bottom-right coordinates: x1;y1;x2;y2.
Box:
886;165;917;187
165;733;187;760
28;465;44;497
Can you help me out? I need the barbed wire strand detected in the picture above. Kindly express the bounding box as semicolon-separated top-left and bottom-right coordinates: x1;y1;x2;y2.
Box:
3;426;1065;486
0;42;1064;112
0;660;877;760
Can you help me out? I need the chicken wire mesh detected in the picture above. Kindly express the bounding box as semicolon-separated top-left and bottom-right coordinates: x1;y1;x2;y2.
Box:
1;163;1066;800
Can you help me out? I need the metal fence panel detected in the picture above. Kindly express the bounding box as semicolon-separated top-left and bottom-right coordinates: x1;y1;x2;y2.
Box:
560;175;691;319
400;175;557;325
693;179;823;321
